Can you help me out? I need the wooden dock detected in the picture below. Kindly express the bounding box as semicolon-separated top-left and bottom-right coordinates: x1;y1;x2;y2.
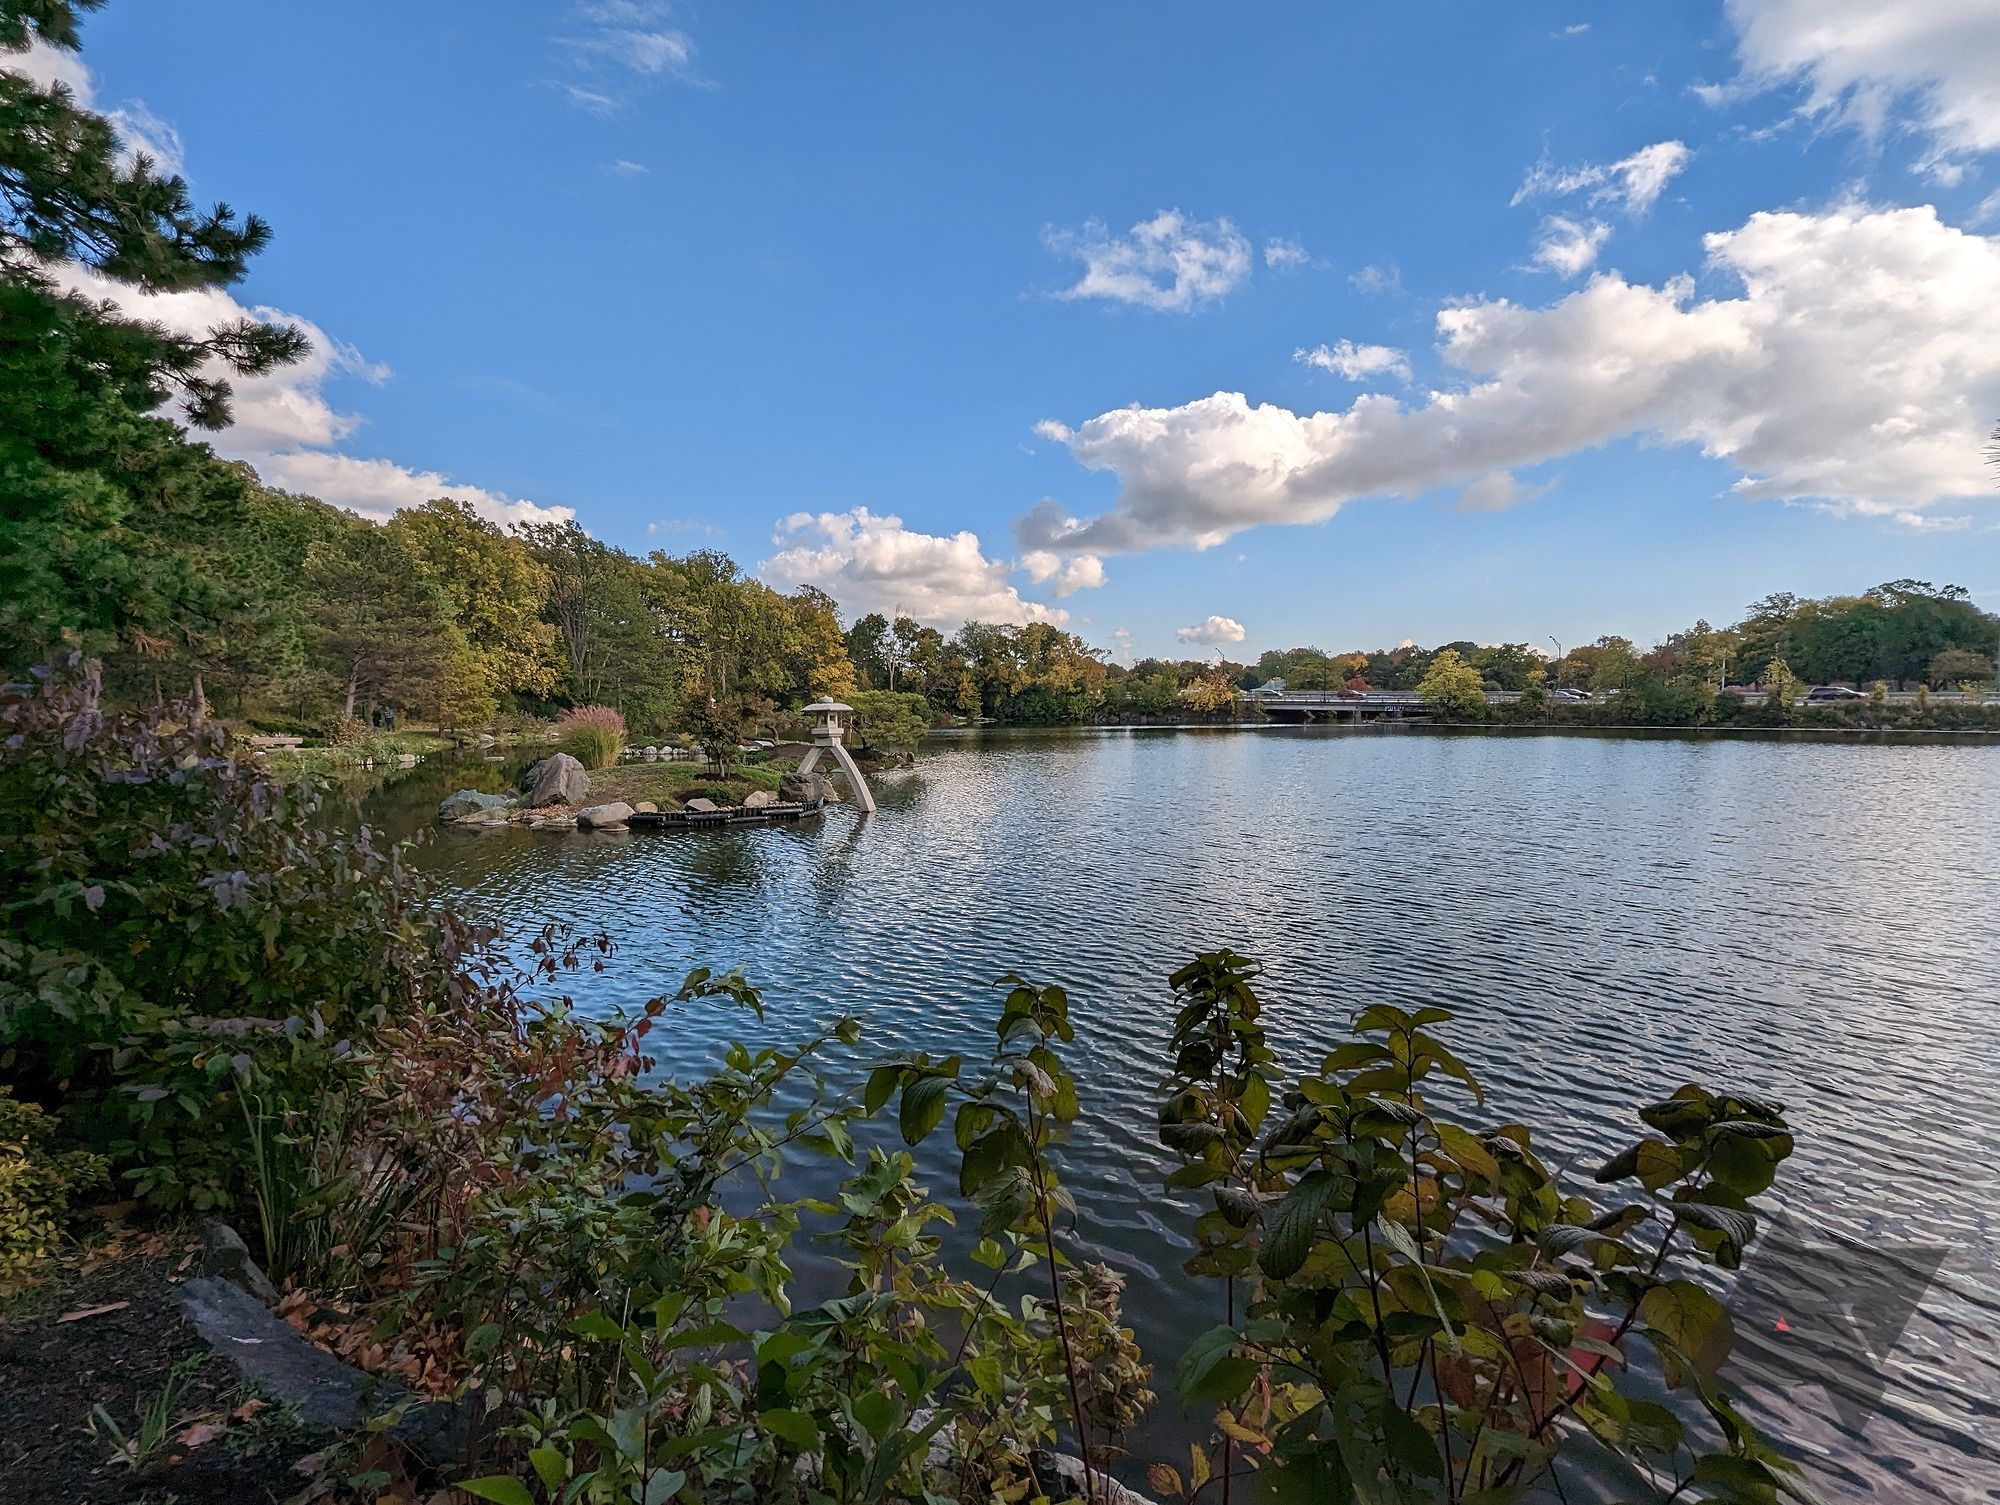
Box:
626;802;819;830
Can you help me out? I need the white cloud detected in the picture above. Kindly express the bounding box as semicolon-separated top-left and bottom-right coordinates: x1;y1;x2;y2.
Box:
1558;23;1591;37
1530;215;1612;276
604;158;650;176
556;0;704;107
7;41;182;173
1177;615;1247;646
1020;550;1106;597
1349;263;1403;295
1294;340;1412;382
1455;471;1553;512
1022;205;2000;552
53;263;568;527
7;38;93;98
1044;210;1252;311
761;509;1068;627
1513;140;1692;215
1263;237;1310;269
1719;0;2000;178
6;41;565;530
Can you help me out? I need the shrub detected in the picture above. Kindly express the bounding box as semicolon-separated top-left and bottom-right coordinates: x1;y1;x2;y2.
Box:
0;1087;107;1287
0;657;456;1211
329;715;370;746
555;703;627;769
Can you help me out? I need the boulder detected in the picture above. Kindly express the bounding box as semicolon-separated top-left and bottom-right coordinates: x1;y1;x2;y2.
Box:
742;788;778;809
780;771;830;808
576;801;635;829
631;800;658;814
684;797;723;813
643;745;660;761
200;1219;279;1307
520;753;589;808
437;789;512;823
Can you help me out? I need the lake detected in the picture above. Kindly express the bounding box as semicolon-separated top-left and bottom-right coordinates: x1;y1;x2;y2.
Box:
368;725;2000;1503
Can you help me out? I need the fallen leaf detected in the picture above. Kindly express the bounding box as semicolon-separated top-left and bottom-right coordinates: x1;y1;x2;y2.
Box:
56;1301;130;1323
179;1421;224;1448
232;1398;269;1422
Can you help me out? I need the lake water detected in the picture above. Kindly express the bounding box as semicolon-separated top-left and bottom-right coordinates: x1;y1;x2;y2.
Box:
369;725;2000;1503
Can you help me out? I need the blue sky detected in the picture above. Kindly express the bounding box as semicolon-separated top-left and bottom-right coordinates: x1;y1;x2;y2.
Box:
37;1;2000;659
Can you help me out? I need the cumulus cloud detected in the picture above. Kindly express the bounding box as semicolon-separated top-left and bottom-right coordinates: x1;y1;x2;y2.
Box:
1020;550;1107;597
1176;615;1247;646
1530;215;1612;277
761;509;1069;626
8;41;182;173
1043;210;1252;311
1717;0;2000;179
1514;140;1693;215
51;263;568;527
1294;340;1412;382
1022;205;2000;552
1264;237;1311;269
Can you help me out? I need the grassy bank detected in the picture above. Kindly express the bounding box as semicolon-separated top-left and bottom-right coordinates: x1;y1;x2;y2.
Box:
584;759;787;808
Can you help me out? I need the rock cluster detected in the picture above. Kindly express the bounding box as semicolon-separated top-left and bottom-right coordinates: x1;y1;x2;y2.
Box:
520;753;589;808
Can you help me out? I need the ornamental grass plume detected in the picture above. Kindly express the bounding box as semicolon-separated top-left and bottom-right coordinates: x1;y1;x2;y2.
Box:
555;704;627;769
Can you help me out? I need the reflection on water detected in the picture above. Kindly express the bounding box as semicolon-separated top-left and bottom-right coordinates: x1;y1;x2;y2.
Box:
366;726;2000;1503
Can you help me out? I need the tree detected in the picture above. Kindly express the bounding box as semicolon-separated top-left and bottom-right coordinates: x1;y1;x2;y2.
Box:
1180;669;1239;716
685;693;753;776
848;690;930;754
1586;635;1640;693
302;522;462;723
1928;647;1994;688
1415;648;1486;718
386;500;560;702
1762;656;1802;707
1;2;308;674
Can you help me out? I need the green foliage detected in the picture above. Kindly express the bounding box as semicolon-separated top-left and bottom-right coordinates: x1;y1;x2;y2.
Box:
88;1353;207;1470
0;1085;106;1285
1415;649;1487;719
0;659;455;1211
1153;957;1807;1505
847;690;931;753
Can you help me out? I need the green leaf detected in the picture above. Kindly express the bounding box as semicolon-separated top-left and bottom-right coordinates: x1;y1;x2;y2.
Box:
1639;1279;1734;1385
1177;1324;1257;1404
760;1408;820;1449
640;1470;686;1505
853;1389;901;1441
458;1479;536;1505
1240;1072;1271;1133
899;1074;951;1145
864;1065;901;1116
1673;1200;1759;1268
1214;1184;1260;1227
527;1448;567;1493
1260;1167;1344;1279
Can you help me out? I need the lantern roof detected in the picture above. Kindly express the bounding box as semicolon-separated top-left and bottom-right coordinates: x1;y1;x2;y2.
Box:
802;698;853;714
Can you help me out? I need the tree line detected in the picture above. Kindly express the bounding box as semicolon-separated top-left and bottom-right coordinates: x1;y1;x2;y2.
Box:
1241;580;1997;700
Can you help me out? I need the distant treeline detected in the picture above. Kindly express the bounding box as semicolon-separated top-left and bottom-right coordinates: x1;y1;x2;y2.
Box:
1236;581;1997;698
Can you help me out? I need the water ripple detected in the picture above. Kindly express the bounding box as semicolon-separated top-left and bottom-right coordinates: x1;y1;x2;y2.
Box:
377;726;2000;1503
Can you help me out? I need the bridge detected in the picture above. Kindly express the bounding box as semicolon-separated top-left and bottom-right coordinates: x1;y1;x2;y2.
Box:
1243;690;1523;722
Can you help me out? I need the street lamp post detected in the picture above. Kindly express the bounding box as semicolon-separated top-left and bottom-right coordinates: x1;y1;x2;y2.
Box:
1548;636;1563;689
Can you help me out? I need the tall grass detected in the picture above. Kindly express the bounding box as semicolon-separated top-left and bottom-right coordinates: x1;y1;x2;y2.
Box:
555;704;627;770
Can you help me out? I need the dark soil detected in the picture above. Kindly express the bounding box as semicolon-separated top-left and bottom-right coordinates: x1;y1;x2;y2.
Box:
0;1241;323;1504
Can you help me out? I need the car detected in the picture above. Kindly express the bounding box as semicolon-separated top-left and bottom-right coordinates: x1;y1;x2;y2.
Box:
1805;684;1867;701
1551;688;1590;702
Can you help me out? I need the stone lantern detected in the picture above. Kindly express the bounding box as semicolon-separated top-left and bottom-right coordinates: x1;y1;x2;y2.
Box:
795;697;875;813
